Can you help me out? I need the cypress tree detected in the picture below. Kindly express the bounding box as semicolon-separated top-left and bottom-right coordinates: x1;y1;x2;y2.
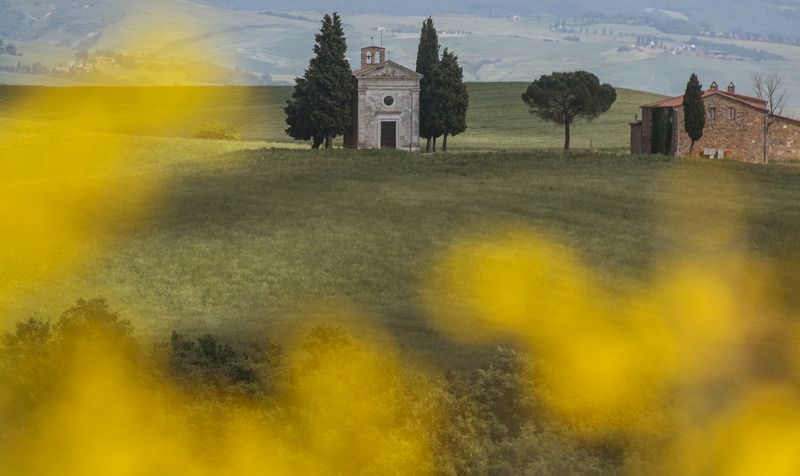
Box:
439;48;469;152
682;73;705;155
285;13;353;149
416;17;443;152
651;107;668;154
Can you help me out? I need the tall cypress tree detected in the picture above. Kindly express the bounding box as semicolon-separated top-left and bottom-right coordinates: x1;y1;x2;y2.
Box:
416;17;443;152
682;73;705;155
439;48;469;152
651;107;668;154
285;13;353;149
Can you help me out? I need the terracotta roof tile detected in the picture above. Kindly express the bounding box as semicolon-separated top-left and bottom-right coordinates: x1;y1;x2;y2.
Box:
642;90;768;111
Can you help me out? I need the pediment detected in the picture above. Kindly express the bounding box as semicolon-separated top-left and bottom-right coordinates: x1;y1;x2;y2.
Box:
354;61;422;80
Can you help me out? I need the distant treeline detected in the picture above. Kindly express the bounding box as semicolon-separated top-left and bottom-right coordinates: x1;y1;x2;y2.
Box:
635;35;673;48
687;37;785;61
1;48;270;85
576;12;701;35
575;12;800;47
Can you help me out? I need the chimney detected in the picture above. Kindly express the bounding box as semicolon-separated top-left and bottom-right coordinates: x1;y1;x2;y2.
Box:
709;81;719;91
727;82;735;94
360;46;386;69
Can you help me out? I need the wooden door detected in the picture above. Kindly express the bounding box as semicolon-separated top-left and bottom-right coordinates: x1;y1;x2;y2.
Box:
380;121;397;149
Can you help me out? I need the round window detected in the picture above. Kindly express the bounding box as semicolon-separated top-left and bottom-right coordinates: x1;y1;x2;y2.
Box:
383;96;395;106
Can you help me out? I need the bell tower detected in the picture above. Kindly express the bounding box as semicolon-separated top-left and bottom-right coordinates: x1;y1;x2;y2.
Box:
360;46;386;69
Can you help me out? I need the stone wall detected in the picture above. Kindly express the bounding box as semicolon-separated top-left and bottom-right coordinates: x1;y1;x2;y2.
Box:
355;76;420;151
768;116;800;162
675;95;765;163
630;122;643;154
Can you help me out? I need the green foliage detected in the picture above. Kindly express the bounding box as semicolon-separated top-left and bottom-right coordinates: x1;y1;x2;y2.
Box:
650;107;672;155
284;77;324;148
0;298;135;420
285;13;353;149
522;71;617;150
168;332;283;398
192;121;241;141
1;319;51;354
55;297;135;347
416;17;444;148
439;48;469;151
1;301;633;474
682;73;706;153
432;348;620;475
488;424;620;475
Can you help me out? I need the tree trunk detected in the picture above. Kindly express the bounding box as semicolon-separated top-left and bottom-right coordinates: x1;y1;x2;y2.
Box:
433;136;437;152
443;133;449;152
312;136;323;149
425;137;431;153
564;121;571;150
325;133;333;150
689;140;695;156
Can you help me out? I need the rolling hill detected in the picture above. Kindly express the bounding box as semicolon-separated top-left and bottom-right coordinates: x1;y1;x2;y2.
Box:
0;83;663;149
1;82;798;366
1;3;799;113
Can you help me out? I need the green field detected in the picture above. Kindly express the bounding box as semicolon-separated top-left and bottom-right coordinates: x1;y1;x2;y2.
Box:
0;83;660;150
2;83;799;369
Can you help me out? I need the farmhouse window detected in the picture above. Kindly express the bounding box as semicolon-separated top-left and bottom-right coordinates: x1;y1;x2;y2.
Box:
708;107;716;120
728;107;736;119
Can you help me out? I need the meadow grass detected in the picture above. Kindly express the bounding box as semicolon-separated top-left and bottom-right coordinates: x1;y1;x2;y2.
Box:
2;83;798;368
4;139;800;368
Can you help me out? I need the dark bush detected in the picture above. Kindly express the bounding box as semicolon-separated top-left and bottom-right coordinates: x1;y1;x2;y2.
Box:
192;121;240;141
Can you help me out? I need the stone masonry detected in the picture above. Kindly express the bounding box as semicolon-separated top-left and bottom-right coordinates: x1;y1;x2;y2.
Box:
345;46;422;151
631;81;800;163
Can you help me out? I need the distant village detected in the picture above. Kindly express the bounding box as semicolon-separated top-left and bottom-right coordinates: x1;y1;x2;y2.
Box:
0;48;268;85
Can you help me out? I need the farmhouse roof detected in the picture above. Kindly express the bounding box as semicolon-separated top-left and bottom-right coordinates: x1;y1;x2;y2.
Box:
352;60;423;79
642;89;768;111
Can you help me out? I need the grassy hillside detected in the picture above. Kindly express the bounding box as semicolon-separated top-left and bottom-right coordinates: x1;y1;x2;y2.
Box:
3;82;798;368
461;83;660;150
2;138;799;367
0;83;663;150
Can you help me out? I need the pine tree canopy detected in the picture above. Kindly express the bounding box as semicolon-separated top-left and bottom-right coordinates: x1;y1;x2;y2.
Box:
521;71;616;150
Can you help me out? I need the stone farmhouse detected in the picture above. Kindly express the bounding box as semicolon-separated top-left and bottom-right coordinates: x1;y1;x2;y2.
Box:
344;46;422;151
630;81;800;163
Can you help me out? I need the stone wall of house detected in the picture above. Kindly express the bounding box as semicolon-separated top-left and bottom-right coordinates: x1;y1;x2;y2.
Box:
676;95;765;162
768;116;800;162
630;122;643;154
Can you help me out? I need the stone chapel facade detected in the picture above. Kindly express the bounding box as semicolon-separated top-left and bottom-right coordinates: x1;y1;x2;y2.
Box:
344;46;422;151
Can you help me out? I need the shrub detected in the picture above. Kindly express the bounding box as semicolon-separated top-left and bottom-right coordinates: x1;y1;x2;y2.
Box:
192;121;240;141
